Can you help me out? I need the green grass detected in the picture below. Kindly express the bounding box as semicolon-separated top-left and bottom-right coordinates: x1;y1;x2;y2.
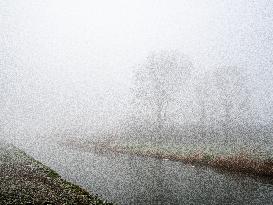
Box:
45;169;60;178
1;143;114;205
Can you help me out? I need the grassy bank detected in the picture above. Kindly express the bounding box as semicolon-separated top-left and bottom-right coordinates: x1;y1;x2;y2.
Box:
63;139;273;178
0;142;113;205
114;143;273;178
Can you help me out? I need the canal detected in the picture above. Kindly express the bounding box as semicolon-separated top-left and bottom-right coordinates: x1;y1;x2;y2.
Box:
18;138;273;205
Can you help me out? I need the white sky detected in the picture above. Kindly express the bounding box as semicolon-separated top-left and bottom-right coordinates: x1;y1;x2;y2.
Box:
1;0;273;134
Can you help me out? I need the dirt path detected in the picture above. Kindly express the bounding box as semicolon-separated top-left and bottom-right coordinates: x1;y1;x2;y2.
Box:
0;142;112;205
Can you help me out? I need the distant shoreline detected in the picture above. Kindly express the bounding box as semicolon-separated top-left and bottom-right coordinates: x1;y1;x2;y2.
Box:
62;139;273;179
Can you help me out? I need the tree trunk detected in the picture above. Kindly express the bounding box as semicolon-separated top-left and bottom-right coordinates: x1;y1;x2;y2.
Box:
223;101;231;145
156;103;164;146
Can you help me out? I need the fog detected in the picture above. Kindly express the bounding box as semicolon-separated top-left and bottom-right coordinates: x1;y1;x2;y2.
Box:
1;0;273;147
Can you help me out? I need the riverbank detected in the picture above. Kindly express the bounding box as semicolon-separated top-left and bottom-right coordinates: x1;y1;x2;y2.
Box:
0;142;112;204
62;139;273;179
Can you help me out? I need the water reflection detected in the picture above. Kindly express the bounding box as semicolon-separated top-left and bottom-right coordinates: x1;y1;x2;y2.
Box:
24;142;273;205
93;151;273;204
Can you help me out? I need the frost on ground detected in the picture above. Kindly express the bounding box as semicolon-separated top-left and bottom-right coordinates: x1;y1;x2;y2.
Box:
0;142;112;205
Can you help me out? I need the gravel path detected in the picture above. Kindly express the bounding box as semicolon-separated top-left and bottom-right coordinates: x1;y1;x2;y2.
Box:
0;142;113;205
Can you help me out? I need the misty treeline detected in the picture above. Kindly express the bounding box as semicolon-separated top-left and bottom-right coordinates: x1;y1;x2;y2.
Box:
117;50;273;153
1;48;272;154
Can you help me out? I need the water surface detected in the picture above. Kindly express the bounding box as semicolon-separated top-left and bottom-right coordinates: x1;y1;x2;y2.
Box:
19;139;273;205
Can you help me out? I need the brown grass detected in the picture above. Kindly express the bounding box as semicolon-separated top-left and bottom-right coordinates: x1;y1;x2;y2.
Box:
98;143;273;178
209;152;273;177
61;139;273;178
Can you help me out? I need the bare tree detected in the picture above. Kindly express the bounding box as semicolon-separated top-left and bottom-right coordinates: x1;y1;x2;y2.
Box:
194;72;211;136
132;50;193;144
213;66;250;140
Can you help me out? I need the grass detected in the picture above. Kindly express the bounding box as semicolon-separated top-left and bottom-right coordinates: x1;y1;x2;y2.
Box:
45;168;60;178
0;143;114;205
92;141;273;178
